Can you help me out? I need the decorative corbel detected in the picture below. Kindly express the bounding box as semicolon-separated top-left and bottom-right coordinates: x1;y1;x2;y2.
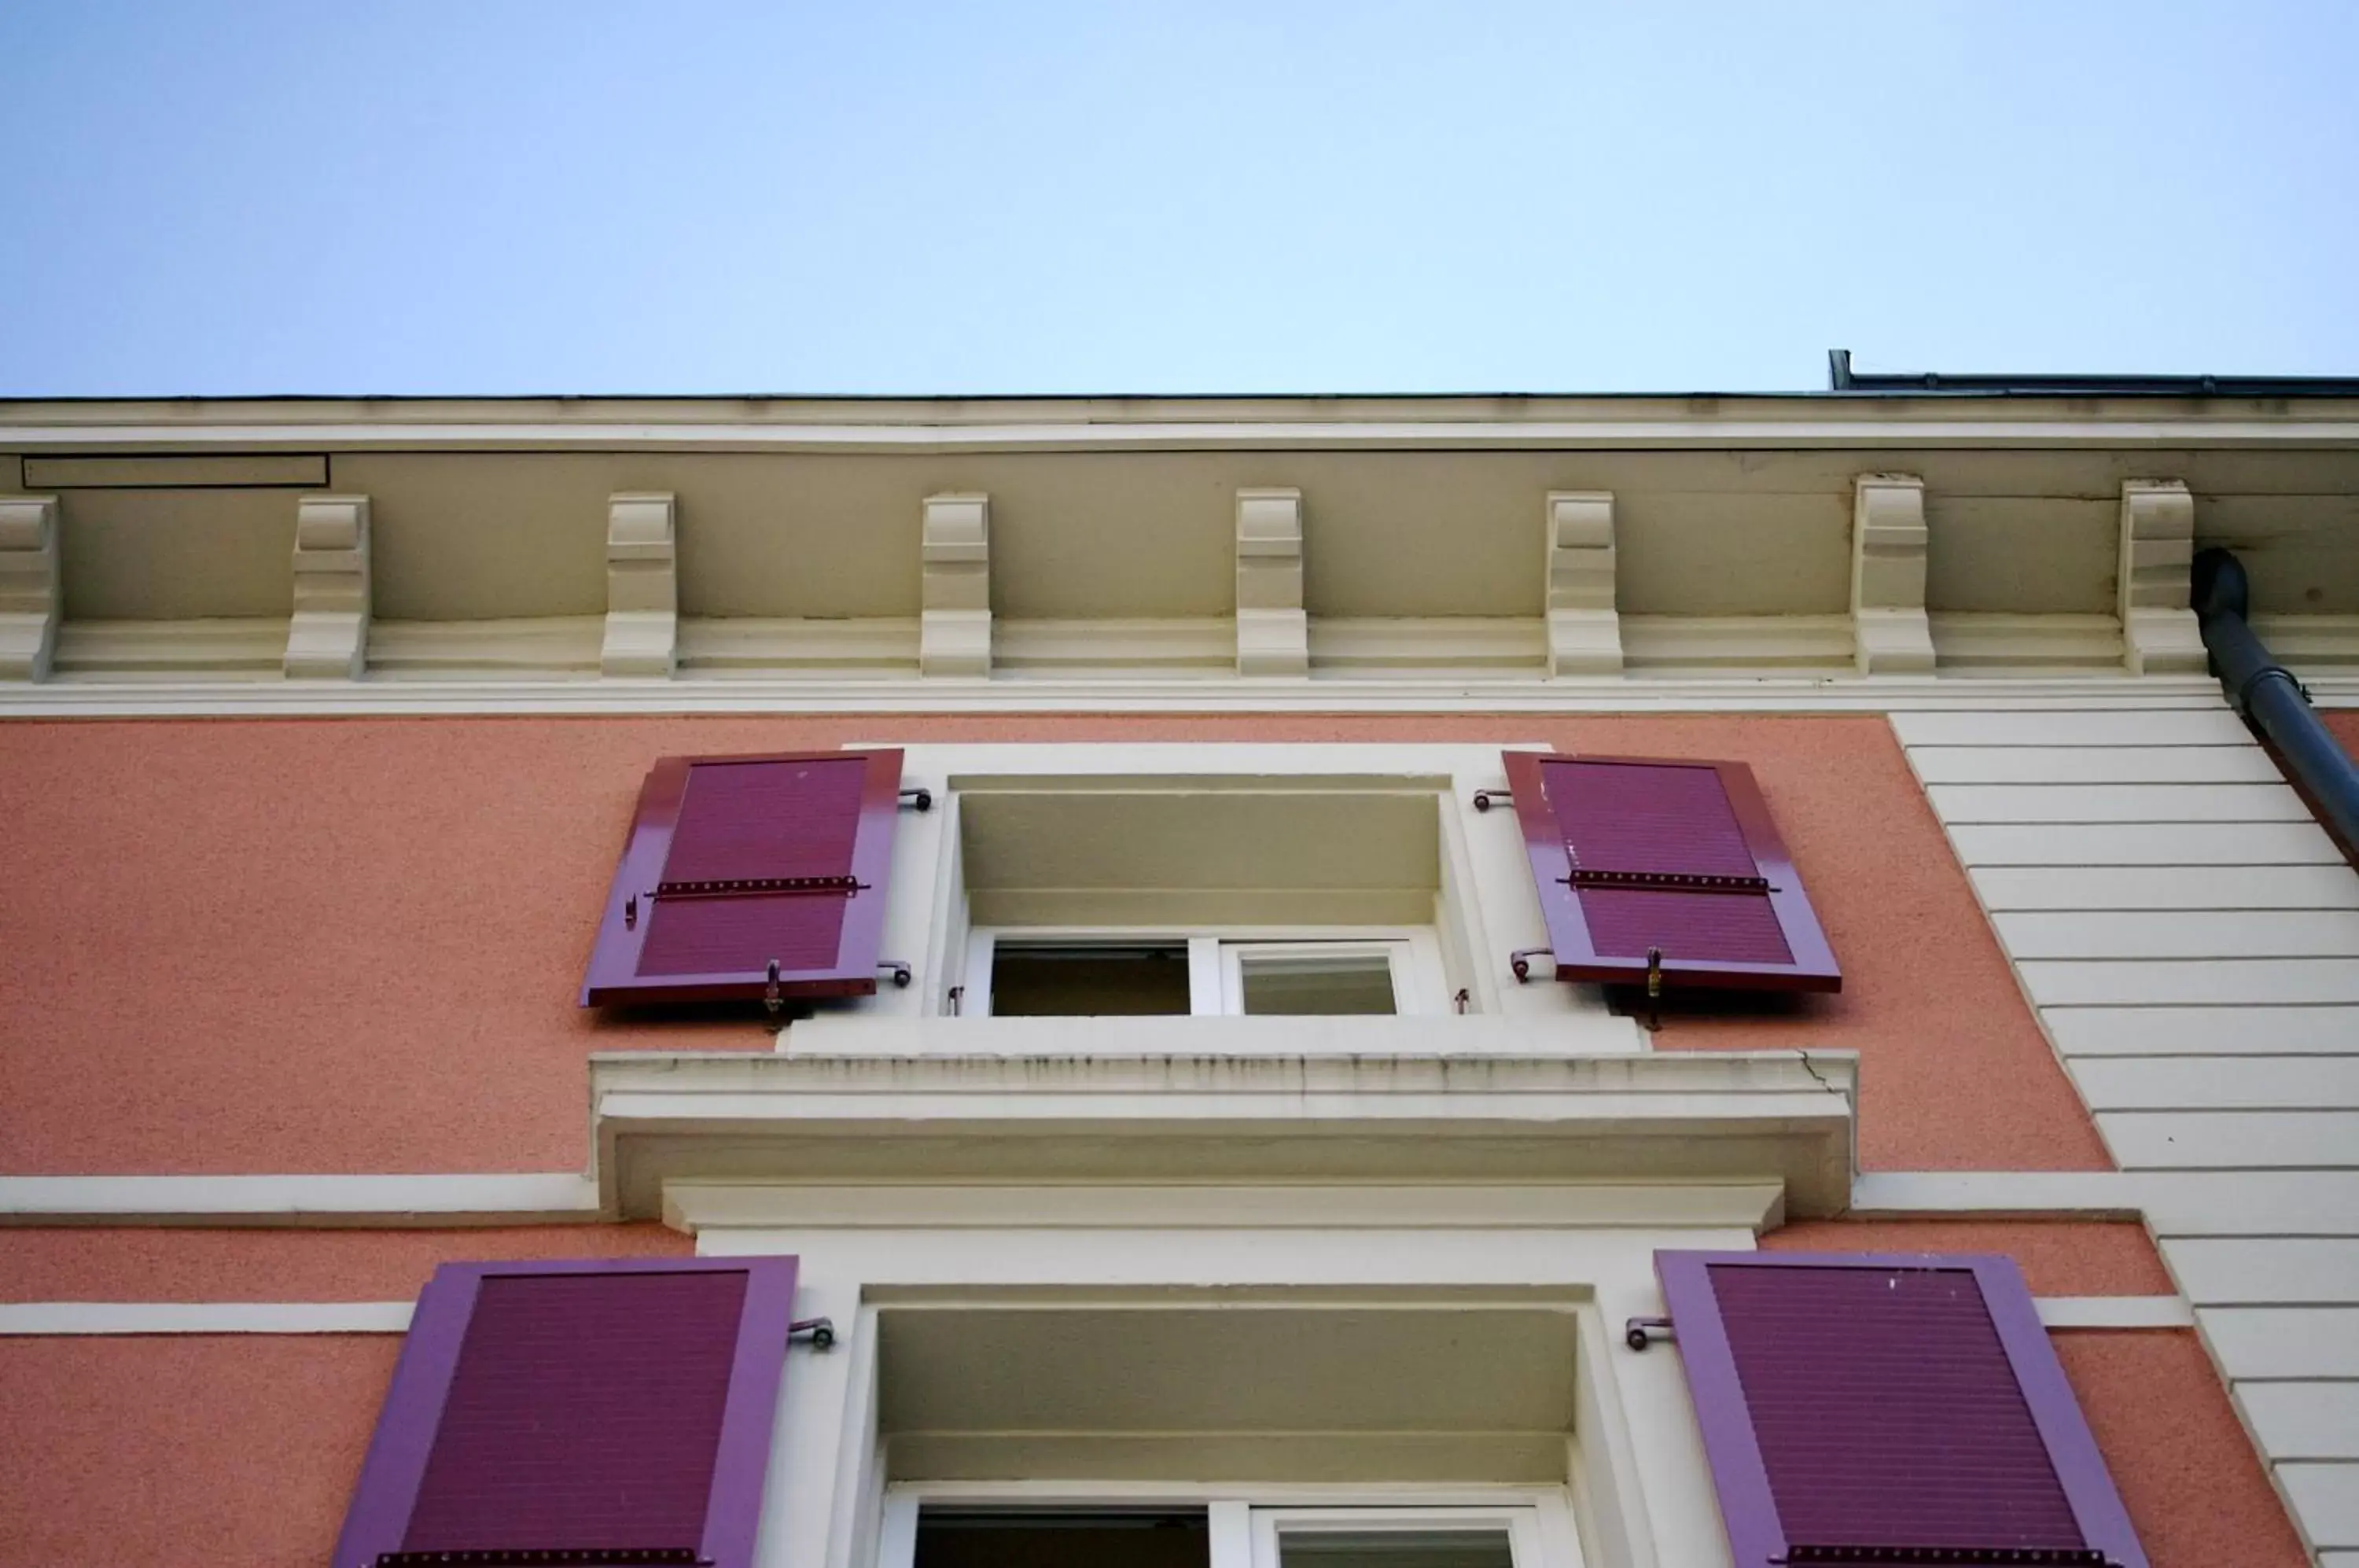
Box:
0;495;61;681
1850;474;1936;675
1235;487;1308;676
1544;491;1621;675
285;495;370;679
2119;480;2206;675
920;493;992;677
602;492;678;677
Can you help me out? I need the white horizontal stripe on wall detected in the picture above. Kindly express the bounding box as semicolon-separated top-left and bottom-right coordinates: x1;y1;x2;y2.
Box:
1972;864;2359;912
1907;745;2291;786
2018;958;2359;1007
2238;1383;2359;1462
2072;1057;2359;1113
0;1172;602;1225
2100;1112;2359;1170
0;1301;414;1334
2042;1006;2359;1055
0;1297;2169;1336
1947;819;2347;867
1996;909;2359;960
2032;1296;2195;1330
1929;783;2316;825
2201;1309;2359;1378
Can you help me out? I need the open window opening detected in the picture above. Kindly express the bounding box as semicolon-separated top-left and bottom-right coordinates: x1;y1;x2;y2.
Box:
968;933;1439;1017
915;1508;1209;1568
932;772;1481;1018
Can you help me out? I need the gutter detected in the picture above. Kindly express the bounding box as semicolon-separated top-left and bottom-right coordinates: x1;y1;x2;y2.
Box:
2192;546;2359;863
1827;348;2359;399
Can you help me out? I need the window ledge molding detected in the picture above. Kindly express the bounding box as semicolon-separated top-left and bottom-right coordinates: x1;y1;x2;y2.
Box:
785;1014;1646;1055
589;1047;1858;1220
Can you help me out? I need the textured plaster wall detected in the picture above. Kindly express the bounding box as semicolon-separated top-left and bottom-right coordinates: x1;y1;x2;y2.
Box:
1761;1218;2170;1295
0;713;2103;1172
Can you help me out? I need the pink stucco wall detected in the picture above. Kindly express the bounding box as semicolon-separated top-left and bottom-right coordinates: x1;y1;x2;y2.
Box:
0;713;2104;1172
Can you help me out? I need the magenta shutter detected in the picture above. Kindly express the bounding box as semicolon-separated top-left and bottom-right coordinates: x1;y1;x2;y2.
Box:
582;749;904;1005
1657;1250;2148;1568
1501;749;1839;991
333;1257;798;1568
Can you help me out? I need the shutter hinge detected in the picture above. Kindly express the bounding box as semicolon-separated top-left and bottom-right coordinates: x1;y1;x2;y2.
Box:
791;1316;837;1350
1471;787;1512;812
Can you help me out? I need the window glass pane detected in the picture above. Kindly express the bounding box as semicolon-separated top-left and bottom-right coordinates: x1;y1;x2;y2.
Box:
917;1509;1209;1568
1238;951;1397;1015
991;943;1192;1016
1279;1530;1514;1568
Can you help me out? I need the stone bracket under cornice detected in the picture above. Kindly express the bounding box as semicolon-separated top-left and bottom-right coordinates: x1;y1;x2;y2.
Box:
921;492;992;677
1851;474;1935;675
602;491;678;677
2119;479;2207;675
588;1047;1859;1221
0;494;60;681
284;495;370;679
1235;487;1308;675
1545;491;1621;675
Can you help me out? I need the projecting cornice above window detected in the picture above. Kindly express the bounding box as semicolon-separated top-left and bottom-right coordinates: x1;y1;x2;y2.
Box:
2;395;2356;694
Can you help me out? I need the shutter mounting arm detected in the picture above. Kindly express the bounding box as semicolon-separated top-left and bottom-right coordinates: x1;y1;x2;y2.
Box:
1625;1316;1674;1351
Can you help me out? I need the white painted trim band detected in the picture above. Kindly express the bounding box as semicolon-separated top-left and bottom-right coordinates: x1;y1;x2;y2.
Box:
0;1172;601;1227
2034;1296;2197;1330
0;1301;414;1334
0;1296;2188;1336
0;674;2255;719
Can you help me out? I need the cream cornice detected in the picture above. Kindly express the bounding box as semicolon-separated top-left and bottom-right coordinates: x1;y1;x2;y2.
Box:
0;671;2295;716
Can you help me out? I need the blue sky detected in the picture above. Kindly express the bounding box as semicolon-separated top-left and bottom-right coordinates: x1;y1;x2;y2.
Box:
2;2;2353;396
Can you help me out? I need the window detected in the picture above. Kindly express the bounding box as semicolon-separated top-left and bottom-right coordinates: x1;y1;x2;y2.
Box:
1252;1508;1544;1568
887;1501;1567;1568
962;931;1444;1017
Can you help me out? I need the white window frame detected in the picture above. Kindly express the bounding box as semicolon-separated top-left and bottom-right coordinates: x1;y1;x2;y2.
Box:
1249;1504;1555;1568
959;927;1448;1018
876;1488;1583;1568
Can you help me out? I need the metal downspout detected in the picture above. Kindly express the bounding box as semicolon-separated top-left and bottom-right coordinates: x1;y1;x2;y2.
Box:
2191;546;2359;863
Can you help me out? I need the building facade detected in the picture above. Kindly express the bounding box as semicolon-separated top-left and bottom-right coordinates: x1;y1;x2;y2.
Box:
2;388;2355;1567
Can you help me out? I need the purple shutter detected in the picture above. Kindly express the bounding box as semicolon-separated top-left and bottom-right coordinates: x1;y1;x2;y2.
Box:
1657;1250;2147;1568
583;749;903;1004
333;1256;798;1568
1501;749;1839;992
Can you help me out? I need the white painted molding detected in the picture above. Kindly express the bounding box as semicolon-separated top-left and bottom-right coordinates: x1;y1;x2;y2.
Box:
0;672;2247;717
1850;475;1936;675
2034;1295;2195;1330
1235;487;1308;676
0;1294;2183;1337
1846;1169;2145;1218
920;493;992;677
592;1047;1859;1220
0;1301;414;1335
602;491;678;677
0;493;60;681
0;1172;602;1226
1544;491;1621;675
2119;480;2206;675
662;1180;1787;1235
284;494;370;678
